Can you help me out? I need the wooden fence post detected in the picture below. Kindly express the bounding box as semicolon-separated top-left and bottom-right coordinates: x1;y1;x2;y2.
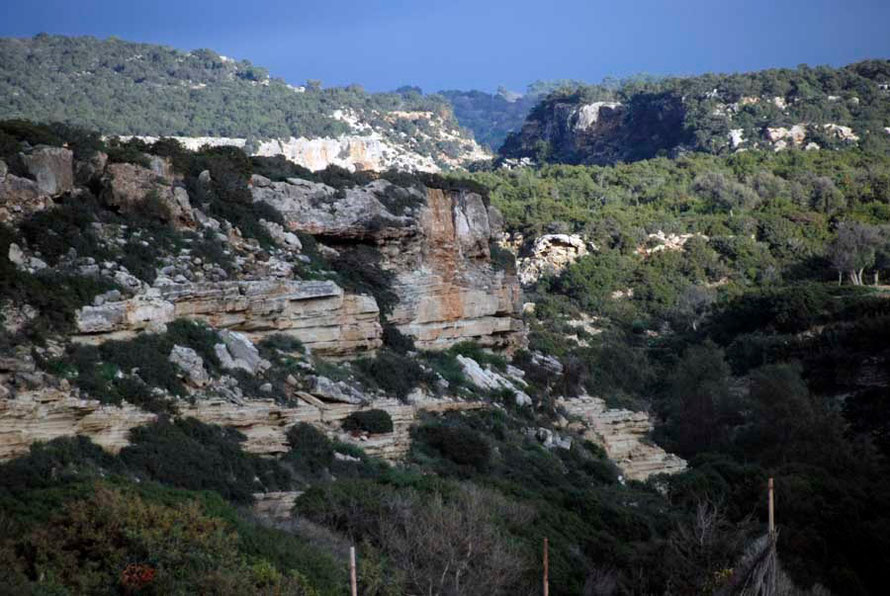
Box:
350;545;357;596
768;477;775;536
543;537;549;596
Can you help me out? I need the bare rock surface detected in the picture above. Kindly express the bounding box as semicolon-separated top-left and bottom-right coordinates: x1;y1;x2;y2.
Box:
21;146;74;195
517;234;589;285
558;395;687;481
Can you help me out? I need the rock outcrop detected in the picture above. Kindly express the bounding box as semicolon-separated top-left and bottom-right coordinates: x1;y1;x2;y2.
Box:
558;395;687;481
75;280;383;357
118;108;490;174
21;146;74;196
254;179;525;352
0;387;157;461
0;384;482;464
516;234;590;285
103;161;194;227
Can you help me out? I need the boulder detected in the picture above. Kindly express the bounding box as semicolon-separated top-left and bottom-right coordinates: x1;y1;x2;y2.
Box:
0;174;48;223
75;151;108;184
217;330;270;375
456;355;531;407
169;345;210;387
308;375;365;404
103;162;194;227
21;146;74;195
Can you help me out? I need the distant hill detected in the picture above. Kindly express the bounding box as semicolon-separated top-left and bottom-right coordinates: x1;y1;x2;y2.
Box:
0;34;489;171
500;61;890;165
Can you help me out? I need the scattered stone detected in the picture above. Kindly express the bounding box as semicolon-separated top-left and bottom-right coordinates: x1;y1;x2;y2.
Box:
218;330;270;375
457;355;532;407
517;234;590;285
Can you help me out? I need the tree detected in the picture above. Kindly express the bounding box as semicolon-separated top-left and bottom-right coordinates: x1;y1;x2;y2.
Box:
827;221;881;285
666;342;735;455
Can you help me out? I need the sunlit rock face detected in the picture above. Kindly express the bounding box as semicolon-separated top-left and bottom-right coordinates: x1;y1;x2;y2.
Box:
254;179;525;353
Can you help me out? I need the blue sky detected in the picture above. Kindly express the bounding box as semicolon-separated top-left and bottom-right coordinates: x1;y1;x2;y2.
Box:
2;0;889;93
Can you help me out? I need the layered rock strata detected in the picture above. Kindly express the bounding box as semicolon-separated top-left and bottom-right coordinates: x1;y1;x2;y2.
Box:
558;395;687;481
74;280;382;357
253;178;525;352
0;386;482;464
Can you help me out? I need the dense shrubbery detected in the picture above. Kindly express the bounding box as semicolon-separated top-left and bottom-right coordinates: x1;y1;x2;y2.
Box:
46;319;221;410
342;409;394;434
462;146;890;592
120;417;291;503
0;35;468;163
353;349;432;400
0;436;343;595
501;60;890;163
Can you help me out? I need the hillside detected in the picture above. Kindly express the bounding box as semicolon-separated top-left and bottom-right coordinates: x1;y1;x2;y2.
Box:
500;61;890;164
3;37;890;595
3;114;890;593
0;35;490;171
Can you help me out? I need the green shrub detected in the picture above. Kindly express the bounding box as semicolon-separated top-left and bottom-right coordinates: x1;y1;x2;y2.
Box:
251;154;317;182
120;417;292;503
259;333;306;357
354;349;432;400
413;424;491;471
448;341;507;371
328;245;399;316
285;423;335;479
105;136;151;167
342;409;394;434
382;324;414;354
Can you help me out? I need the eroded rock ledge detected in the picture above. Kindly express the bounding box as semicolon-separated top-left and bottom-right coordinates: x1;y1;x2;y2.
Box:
0;386;482;464
75;279;382;357
558;396;687;481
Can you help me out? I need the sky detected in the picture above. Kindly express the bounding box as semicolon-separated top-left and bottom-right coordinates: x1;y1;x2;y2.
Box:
2;0;890;93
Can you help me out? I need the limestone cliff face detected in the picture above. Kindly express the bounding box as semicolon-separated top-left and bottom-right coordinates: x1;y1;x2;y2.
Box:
558;396;687;481
117;108;490;174
0;384;480;464
74;280;382;357
254;178;525;352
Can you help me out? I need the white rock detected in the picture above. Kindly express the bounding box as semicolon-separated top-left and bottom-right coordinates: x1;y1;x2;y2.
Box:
8;243;26;267
169;345;210;387
457;355;532;407
517;234;590;285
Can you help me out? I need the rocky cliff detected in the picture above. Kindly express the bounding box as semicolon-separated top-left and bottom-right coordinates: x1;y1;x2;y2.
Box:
558;396;687;481
119;107;490;173
1;129;687;485
500;60;890;164
252;175;525;352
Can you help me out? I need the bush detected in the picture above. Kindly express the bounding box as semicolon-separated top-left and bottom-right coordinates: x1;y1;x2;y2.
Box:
342;409;394;434
382;324;414;354
328;245;398;316
448;341;507;371
354;349;432;401
285;423;335;479
120;418;292;504
413;424;491;471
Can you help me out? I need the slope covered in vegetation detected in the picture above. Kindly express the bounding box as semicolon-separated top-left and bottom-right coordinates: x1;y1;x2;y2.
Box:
3;111;890;595
500;61;890;164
